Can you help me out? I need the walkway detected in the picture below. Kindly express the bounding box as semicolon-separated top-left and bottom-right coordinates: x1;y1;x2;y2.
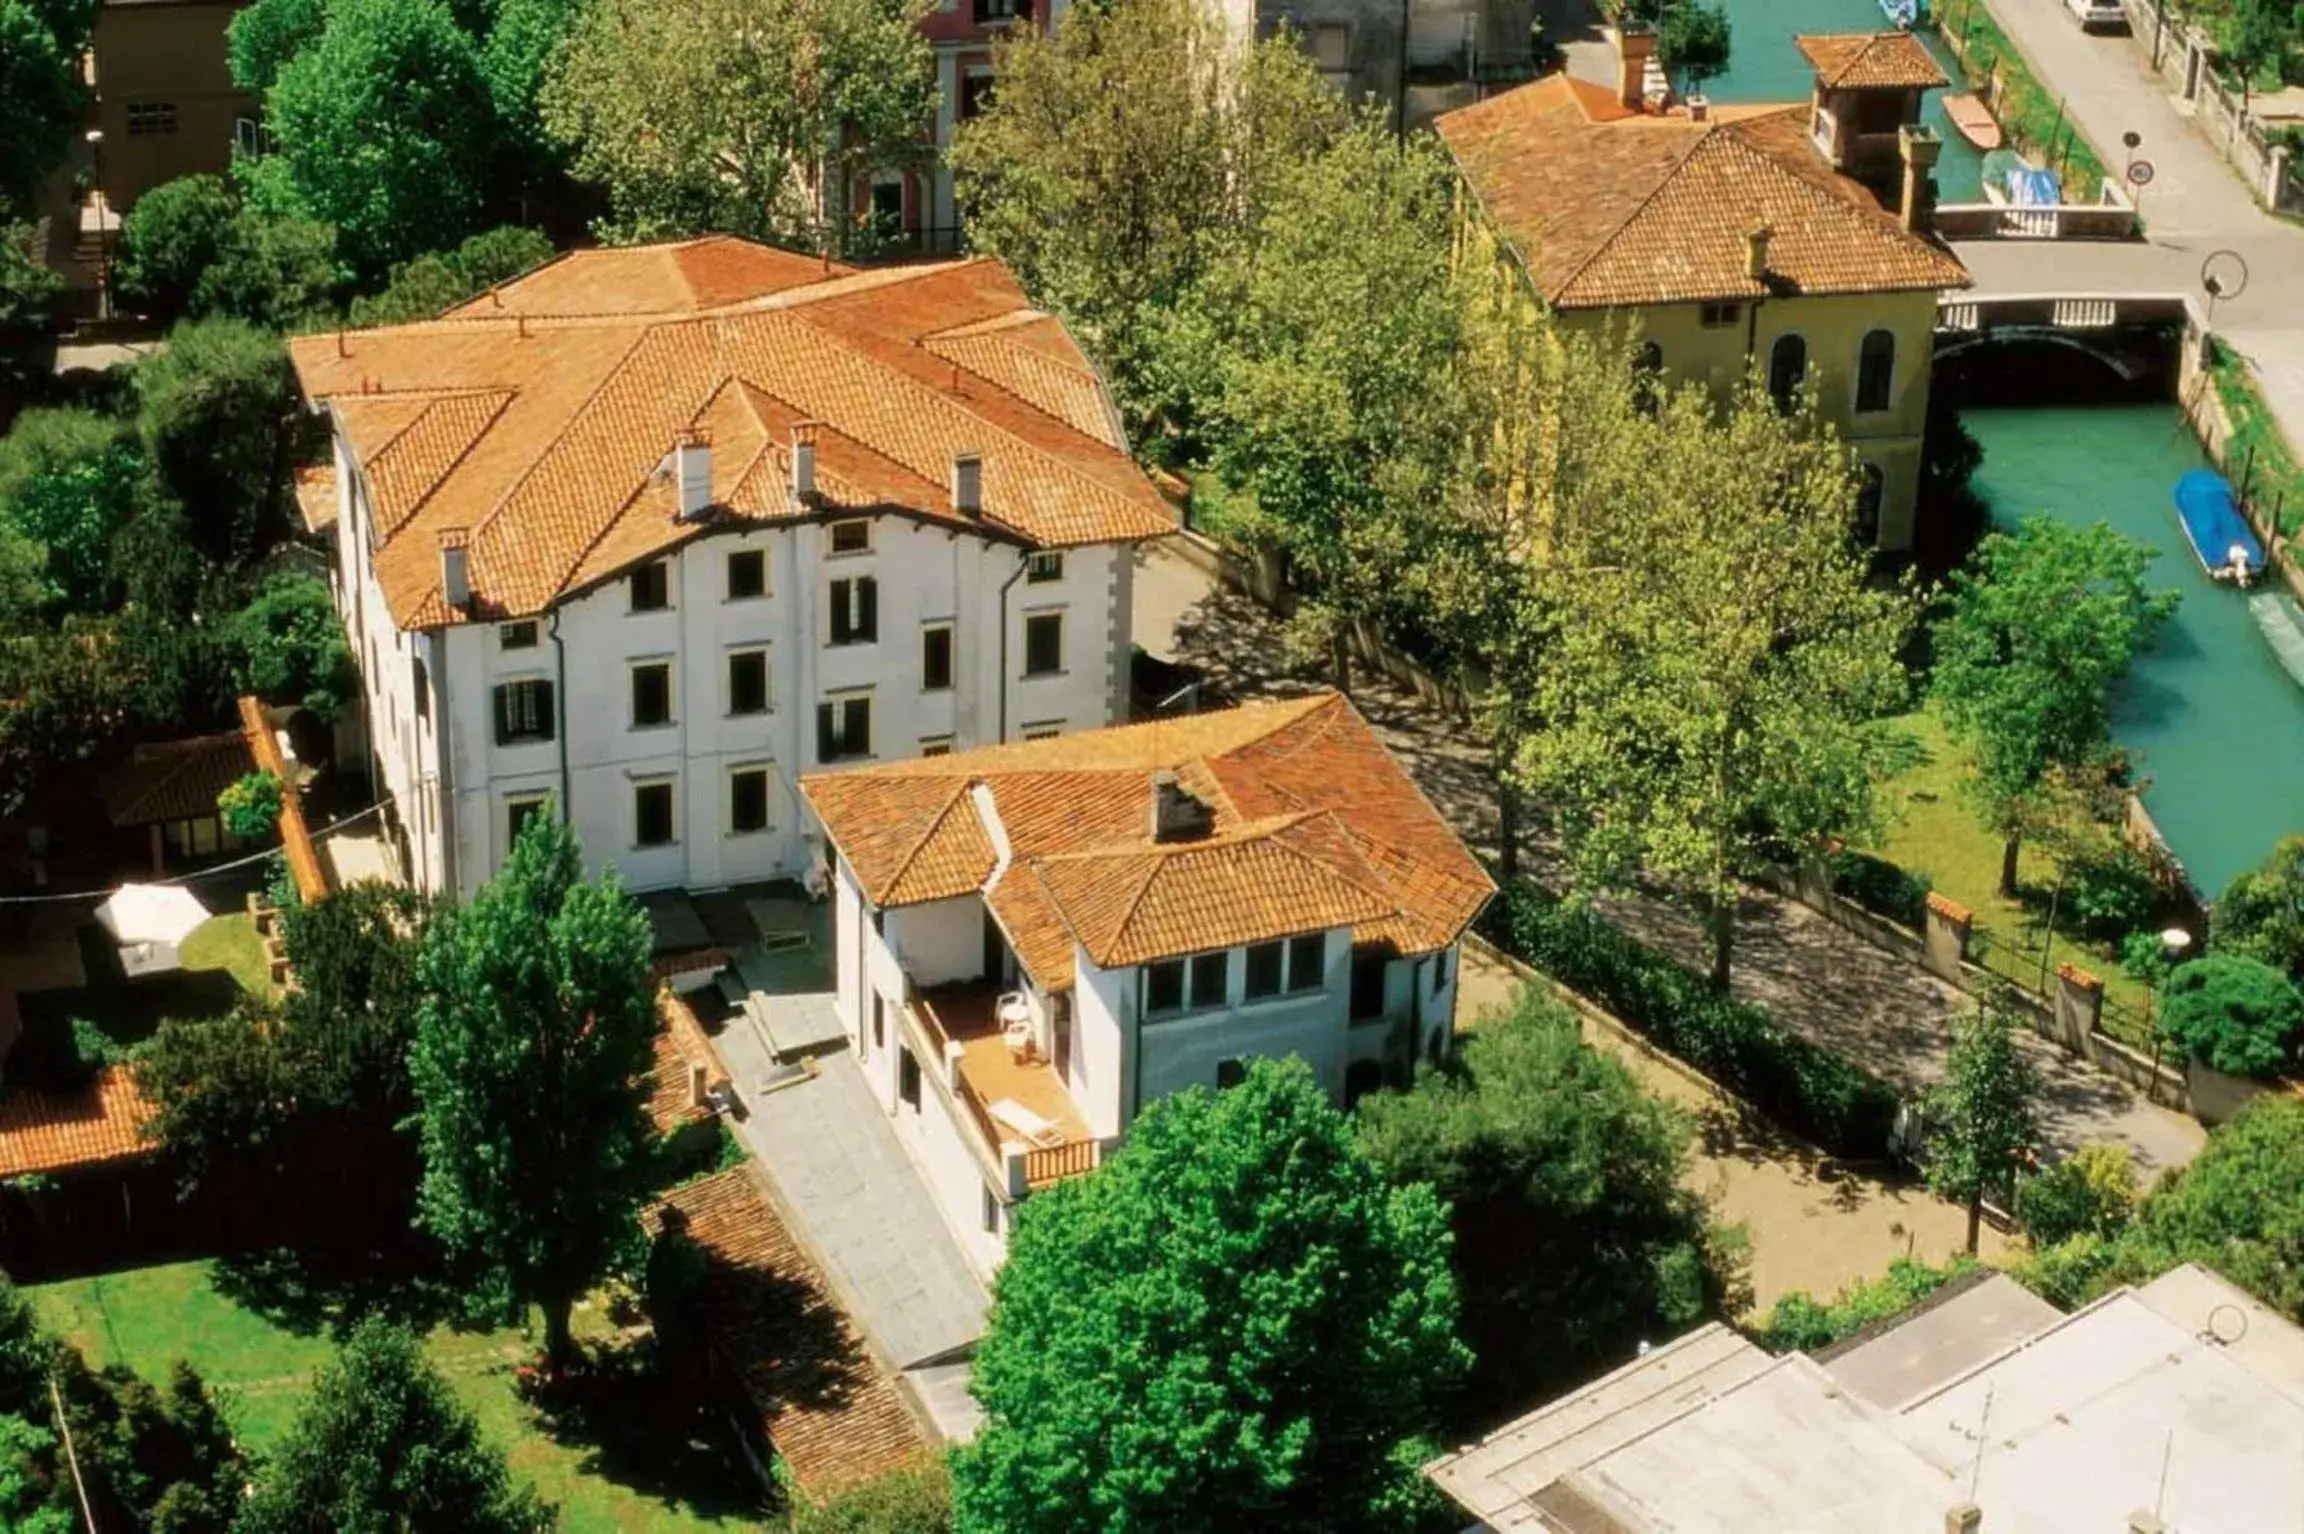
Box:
1952;0;2304;446
1133;539;2205;1178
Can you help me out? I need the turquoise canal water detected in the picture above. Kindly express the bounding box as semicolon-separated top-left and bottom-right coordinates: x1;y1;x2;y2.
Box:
1697;3;1986;200
1965;406;2304;898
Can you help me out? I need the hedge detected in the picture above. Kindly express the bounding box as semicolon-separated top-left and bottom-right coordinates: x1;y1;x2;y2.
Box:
1827;848;1930;932
1482;883;1901;1159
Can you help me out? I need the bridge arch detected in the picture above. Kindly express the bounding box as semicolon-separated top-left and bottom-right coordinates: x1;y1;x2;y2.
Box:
1931;326;2146;381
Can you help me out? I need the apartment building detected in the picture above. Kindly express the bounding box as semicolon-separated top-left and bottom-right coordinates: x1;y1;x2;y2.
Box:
288;236;1174;898
800;692;1494;1275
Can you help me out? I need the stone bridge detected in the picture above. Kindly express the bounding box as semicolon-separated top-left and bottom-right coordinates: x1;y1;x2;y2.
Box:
1933;288;2195;384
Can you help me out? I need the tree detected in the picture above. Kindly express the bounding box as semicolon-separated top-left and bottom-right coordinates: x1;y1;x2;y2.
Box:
410;808;657;1365
0;408;150;616
2217;0;2294;107
2014;1139;2136;1245
0;219;64;339
216;769;283;841
225;0;325;93
2157;953;2304;1079
2215;835;2304;983
236;1320;554;1534
346;224;553;327
2116;1097;2304;1317
476;0;582;199
114;175;240;322
949;0;1344;436
0;0;91;212
1515;373;1912;989
220;572;355;715
542;0;935;252
242;0;500;281
1357;987;1735;1420
133;318;305;567
1658;0;1731;96
1924;992;2041;1253
115;176;338;329
278;879;432;1113
1932;516;2178;896
952;1057;1465;1533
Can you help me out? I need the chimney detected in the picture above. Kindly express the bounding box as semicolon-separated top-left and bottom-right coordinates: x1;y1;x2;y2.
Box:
952;451;983;518
688;1062;709;1110
1745;225;1772;282
675;432;712;521
1944;1505;1982;1534
1148;769;1214;843
439;528;471;609
791;424;817;505
1613;23;1658;110
1900;124;1943;233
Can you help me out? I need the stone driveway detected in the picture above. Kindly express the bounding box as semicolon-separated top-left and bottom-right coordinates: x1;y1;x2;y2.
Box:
1133;538;2205;1176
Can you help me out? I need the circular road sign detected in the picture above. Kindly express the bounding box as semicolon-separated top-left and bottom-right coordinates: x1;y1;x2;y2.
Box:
2127;158;2155;187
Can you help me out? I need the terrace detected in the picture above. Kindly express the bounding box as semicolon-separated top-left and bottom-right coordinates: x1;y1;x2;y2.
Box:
912;982;1099;1190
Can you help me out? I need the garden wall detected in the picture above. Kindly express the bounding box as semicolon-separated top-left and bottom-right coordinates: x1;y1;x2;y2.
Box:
2125;0;2304;213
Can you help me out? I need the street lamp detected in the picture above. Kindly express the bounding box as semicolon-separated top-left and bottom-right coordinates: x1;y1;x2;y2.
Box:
83;127;109;321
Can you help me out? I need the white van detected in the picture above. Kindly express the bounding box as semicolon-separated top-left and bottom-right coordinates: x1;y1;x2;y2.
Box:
2066;0;2126;29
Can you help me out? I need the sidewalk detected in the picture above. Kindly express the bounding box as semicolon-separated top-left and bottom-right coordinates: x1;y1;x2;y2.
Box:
1135;539;2205;1180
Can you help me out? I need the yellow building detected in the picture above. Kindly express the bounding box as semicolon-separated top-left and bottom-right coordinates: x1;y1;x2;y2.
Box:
91;0;256;211
1435;30;1972;549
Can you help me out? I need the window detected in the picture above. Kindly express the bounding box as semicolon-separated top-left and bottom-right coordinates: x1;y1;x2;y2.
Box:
634;780;675;847
631;661;673;728
1190;950;1228;1009
1146;959;1186;1016
1854;463;1885;547
1021;721;1063;742
974;0;1029;21
1244;941;1285;1001
1855;328;1896;413
1633;341;1663;417
871;992;885;1051
728;647;770;715
1311;23;1350;74
506;795;547;847
234;116;263;156
1350;946;1387;1020
1767;333;1809;411
828;519;871;556
630;560;670;612
493;679;554;745
921;623;953;691
1431;946;1453;996
412;657;430;723
1287;932;1325;993
899;1047;921;1109
959;70;995;119
1699;301;1741;329
500;620;538;650
870;180;904;242
919;734;953;757
830;576;878;644
816;694;872;762
1215;1058;1247;1090
1022;612;1062;677
126;102;178;136
981;1184;1001;1234
726;548;767;600
729;766;771;834
1025;551;1063;584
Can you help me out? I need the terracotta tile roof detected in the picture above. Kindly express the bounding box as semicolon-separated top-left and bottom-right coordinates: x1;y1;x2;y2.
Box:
291;242;1174;630
294;464;336;534
99;731;256;828
1797;32;1950;90
651;1168;928;1500
646;987;728;1135
802;693;1494;990
1436;74;1969;309
0;1068;156;1177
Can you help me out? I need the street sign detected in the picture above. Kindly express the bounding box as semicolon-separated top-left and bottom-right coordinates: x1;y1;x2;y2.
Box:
2127;158;2156;186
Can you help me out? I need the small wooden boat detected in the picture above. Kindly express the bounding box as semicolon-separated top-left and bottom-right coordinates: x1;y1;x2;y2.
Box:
1943;91;2003;151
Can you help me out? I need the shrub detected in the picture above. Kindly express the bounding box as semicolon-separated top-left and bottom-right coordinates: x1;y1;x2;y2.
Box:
2215;834;2304;983
3;1017;129;1092
216;771;283;843
1828;848;1930;930
2015;1231;2123;1310
2014;1140;2137;1245
1482;884;1900;1158
1755;1256;1971;1352
2157;954;2304;1079
789;1461;952;1534
2061;845;2162;943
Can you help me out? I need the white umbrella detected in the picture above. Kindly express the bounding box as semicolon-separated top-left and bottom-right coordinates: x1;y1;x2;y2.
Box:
94;883;210;948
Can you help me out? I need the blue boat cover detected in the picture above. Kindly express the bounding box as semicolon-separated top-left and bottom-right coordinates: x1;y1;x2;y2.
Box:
2010;168;2062;206
2175;468;2264;577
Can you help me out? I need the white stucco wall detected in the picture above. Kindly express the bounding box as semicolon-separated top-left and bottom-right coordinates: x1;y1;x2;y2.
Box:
887;896;985;988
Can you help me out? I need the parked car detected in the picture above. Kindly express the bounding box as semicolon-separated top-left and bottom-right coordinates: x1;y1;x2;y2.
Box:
2066;0;2126;29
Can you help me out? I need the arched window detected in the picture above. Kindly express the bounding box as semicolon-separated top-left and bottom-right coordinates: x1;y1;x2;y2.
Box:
1633;340;1663;416
1855;328;1895;413
1854;463;1885;546
1768;333;1808;411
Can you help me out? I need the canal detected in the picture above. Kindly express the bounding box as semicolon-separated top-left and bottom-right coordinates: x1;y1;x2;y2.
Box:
1965;404;2304;898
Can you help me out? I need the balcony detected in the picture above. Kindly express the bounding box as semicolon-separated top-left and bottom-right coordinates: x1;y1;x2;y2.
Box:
913;983;1099;1190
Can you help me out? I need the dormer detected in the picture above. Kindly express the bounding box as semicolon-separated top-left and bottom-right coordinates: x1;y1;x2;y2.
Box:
1797;32;1949;196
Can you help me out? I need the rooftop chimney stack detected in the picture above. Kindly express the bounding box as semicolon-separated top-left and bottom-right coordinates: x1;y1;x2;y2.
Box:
439;529;471;609
1899;124;1943;234
688;1062;709;1110
675;432;712;521
1613;23;1658;110
953;452;983;518
1148;769;1214;843
1746;225;1772;282
791;424;817;505
1944;1505;1982;1534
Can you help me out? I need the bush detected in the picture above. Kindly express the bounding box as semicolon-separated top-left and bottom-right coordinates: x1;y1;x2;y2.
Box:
2215;834;2304;983
2015;1231;2122;1310
347;225;555;328
1755;1257;1972;1352
788;1461;952;1534
2061;845;2162;943
1828;848;1930;930
2157;954;2304;1079
217;771;283;842
3;1017;129;1092
1482;884;1901;1158
2014;1140;2136;1245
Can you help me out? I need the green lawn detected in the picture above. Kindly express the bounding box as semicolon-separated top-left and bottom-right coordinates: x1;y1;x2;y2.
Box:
1865;707;2159;1040
179;913;275;1000
32;1261;763;1534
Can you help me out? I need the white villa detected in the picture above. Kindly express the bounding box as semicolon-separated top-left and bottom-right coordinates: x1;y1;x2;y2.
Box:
289;236;1175;898
800;692;1496;1275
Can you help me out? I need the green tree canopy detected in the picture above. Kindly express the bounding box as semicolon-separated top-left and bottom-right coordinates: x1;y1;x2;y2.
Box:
133;318;305;567
220;571;355;715
0;408;150;616
225;0;325;92
236;1320;555;1534
1925;991;2042;1253
2118;1097;2304;1315
1357;987;1734;1419
113;175;343;332
243;0;501;281
1658;0;1732;94
1931;515;2178;895
115;175;242;322
346;224;553;327
2158;952;2304;1079
2216;834;2304;983
952;1056;1466;1533
542;0;935;251
0;0;91;212
410;808;657;1363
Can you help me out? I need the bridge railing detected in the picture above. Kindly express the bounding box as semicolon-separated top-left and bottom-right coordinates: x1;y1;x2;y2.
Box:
1934;183;2138;242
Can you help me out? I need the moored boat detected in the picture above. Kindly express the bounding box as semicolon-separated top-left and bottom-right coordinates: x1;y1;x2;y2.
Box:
1880;0;1921;25
2174;468;2264;586
1943;91;2003;151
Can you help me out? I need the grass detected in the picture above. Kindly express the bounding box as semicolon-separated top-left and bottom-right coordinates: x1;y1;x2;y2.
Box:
2205;336;2304;540
1929;0;2111;200
1863;707;2160;1037
178;913;275;1001
31;1260;763;1533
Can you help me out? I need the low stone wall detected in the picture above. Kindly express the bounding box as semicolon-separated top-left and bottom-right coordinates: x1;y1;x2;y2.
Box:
2127;0;2303;213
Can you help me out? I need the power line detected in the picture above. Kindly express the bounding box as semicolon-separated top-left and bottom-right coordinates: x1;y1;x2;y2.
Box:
0;795;395;906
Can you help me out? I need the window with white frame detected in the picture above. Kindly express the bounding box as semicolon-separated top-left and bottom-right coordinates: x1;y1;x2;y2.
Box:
727;646;770;716
1022;611;1062;676
728;765;771;835
829;576;877;645
493;678;554;745
726;547;767;601
816;692;872;762
630;660;673;728
633;778;676;847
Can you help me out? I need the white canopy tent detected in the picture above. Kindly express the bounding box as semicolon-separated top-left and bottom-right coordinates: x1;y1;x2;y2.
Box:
94;883;211;977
